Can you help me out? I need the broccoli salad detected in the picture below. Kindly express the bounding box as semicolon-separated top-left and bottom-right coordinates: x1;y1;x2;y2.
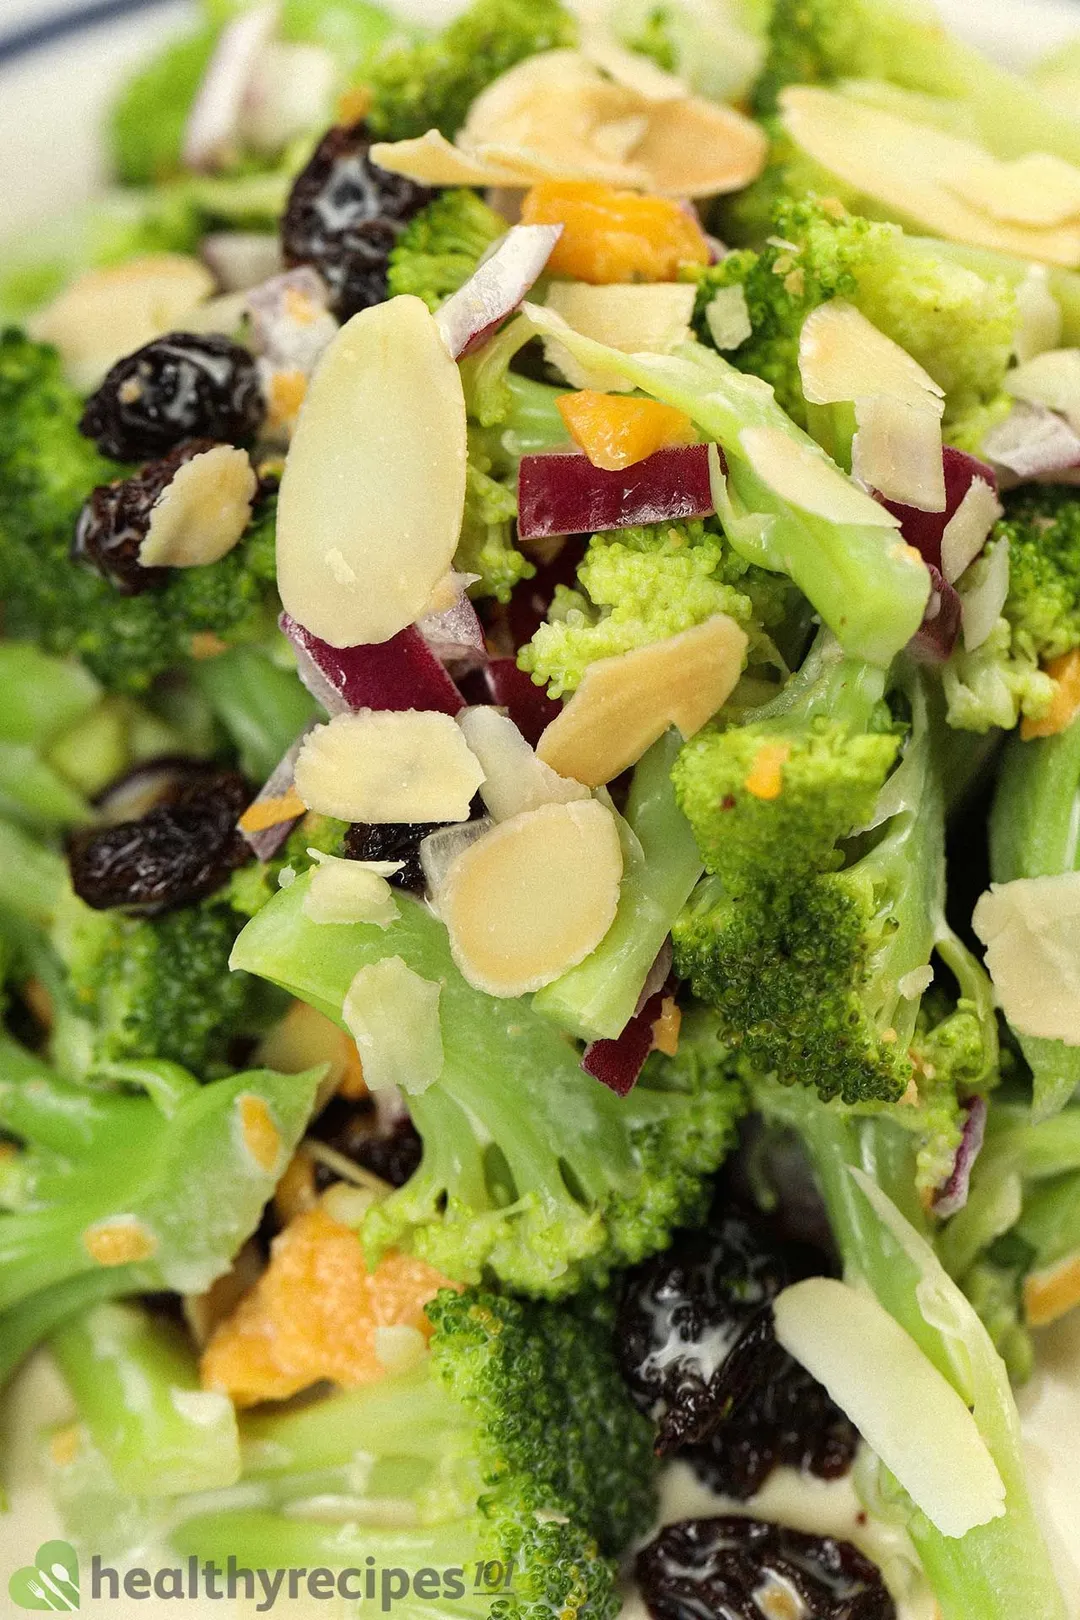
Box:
5;0;1080;1615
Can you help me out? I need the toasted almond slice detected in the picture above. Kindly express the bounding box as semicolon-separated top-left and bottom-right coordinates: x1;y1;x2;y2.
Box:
1006;348;1080;434
973;872;1080;1045
473;139;651;190
542;281;696;392
138;445;257;568
458;706;590;821
537;616;747;787
941;152;1080;229
851;395;946;512
799;300;944;413
627;94;767;198
276;295;467;647
439;800;623;996
370;130;530;187
301;855;400;927
293;710;485;824
30;255;215;390
961;536;1010;652
740;423;901;528
461;50;607;145
342;957;443;1095
256;1000;365;1103
578;36;685;101
940;478;1003;584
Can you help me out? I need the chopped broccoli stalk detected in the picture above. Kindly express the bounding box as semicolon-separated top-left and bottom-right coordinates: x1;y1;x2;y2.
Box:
456;459;534;603
367;0;577;142
231;877;747;1293
388;189;508;310
0;332;280;693
191;644;317;782
995;486;1080;668
752;1076;1067;1620
50;1302;240;1495
533;733;703;1042
0;1047;320;1372
989;710;1080;1119
689;197;1017;441
524;305;930;665
753;0;1080;168
520;518;794;699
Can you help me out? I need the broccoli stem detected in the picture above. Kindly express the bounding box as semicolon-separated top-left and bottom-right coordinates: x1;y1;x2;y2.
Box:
0;819;67;924
468;374;569;476
192;644;316;783
0;1038;149;1158
49;1302;240;1496
0;744;90;829
0;643;101;746
534;733;702;1041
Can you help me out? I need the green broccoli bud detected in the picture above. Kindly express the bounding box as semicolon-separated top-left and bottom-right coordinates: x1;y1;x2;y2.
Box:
455;459;534;604
942;617;1054;736
994;486;1080;668
388;189;508;311
367;0;577;142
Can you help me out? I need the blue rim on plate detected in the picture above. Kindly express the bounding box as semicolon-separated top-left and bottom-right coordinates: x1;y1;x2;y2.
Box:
0;0;174;66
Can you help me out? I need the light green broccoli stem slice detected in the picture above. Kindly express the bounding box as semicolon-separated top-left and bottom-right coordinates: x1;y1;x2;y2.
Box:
0;1269;155;1390
0;821;67;924
533;733;702;1042
192;643;317;781
49;1302;240;1496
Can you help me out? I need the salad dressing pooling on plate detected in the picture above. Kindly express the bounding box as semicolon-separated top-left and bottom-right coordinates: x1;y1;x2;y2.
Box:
5;0;1080;1615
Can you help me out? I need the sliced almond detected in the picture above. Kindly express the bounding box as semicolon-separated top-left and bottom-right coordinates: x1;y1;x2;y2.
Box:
626;94;767;198
1024;1252;1080;1327
543;281;696;392
462;50;608;144
799;300;945;414
293;709;484;824
275;295;467;647
973;872;1080;1045
301;855;400;927
578;36;685;101
961;536;1010;652
370;130;535;187
1015;266;1064;366
851;394;946;513
705;285;752;351
458;706;589;821
439;800;623;996
138;445;257;568
1006;348;1080;434
940;478;1003;584
342;957;443;1095
739;423;901;528
941;152;1080;230
30;255;215;391
256;999;364;1103
537;615;747;787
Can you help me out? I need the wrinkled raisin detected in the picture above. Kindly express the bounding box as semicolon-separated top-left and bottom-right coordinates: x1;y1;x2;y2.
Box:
281;122;433;320
637;1517;895;1620
313;1096;423;1188
73;439;217;593
344;817;464;894
69;769;250;912
80;333;264;461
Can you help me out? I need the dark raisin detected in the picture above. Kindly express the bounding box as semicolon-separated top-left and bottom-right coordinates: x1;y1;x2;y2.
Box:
344;820;454;894
616;1212;791;1454
93;757;218;824
73;438;218;594
69;769;250;912
80;333;264;461
637;1517;895;1620
313;1096;423;1189
281;121;434;321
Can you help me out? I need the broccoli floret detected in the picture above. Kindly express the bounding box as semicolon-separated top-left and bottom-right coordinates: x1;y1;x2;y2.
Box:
520;519;793;700
691;196;1017;439
231;869;747;1295
942;616;1054;736
995;485;1080;667
0;332;279;693
367;0;577;142
151;1288;655;1620
388;189;507;310
0;1046;320;1381
456;458;534;603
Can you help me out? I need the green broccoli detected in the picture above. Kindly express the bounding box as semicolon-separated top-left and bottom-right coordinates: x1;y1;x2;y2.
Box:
942;616;1055;736
456;458;534;604
0;331;280;693
231;862;747;1295
690;196;1017;442
388;189;507;310
994;486;1080;668
0;1044;320;1382
367;0;577;142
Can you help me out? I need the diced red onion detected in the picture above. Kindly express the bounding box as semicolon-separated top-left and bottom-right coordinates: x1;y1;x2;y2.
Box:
238;724;313;860
908;563;962;664
182;1;279;173
434;224;562;360
416;584;487;675
484;658;562;747
982;400;1080;484
582;985;670;1097
933;1096;988;1219
877;447;997;573
633;940;673;1018
518;445;715;541
506;538;588;650
280;613;465;717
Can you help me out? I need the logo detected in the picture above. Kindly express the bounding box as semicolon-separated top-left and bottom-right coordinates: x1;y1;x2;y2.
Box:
9;1541;80;1612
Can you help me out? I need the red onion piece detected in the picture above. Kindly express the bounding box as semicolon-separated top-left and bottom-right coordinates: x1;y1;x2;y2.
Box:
582;987;669;1097
434;224;562;360
933;1095;988;1219
518;445;715;541
633;939;673;1018
238;724;313;860
506;538;588;650
908;562;962;664
982;400;1080;483
280;613;464;717
416;586;487;675
877;447;997;573
484;658;562;747
182;1;279;172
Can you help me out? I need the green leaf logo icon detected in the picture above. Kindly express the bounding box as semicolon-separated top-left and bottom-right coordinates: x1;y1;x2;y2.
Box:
8;1541;80;1611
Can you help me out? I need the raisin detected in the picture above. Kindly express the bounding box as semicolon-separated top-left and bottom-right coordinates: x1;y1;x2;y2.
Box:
73;439;218;594
80;333;264;462
69;769;250;912
313;1096;423;1189
281;121;434;320
344;819;454;894
636;1517;895;1620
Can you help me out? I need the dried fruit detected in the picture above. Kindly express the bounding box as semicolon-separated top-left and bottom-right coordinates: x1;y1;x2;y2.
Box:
80;332;264;462
636;1517;895;1620
556;390;695;471
542;281;696;391
281;121;433;321
73;440;217;594
521;181;709;282
293;710;485;824
313;1095;423;1189
344;819;458;894
69;769;250;912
